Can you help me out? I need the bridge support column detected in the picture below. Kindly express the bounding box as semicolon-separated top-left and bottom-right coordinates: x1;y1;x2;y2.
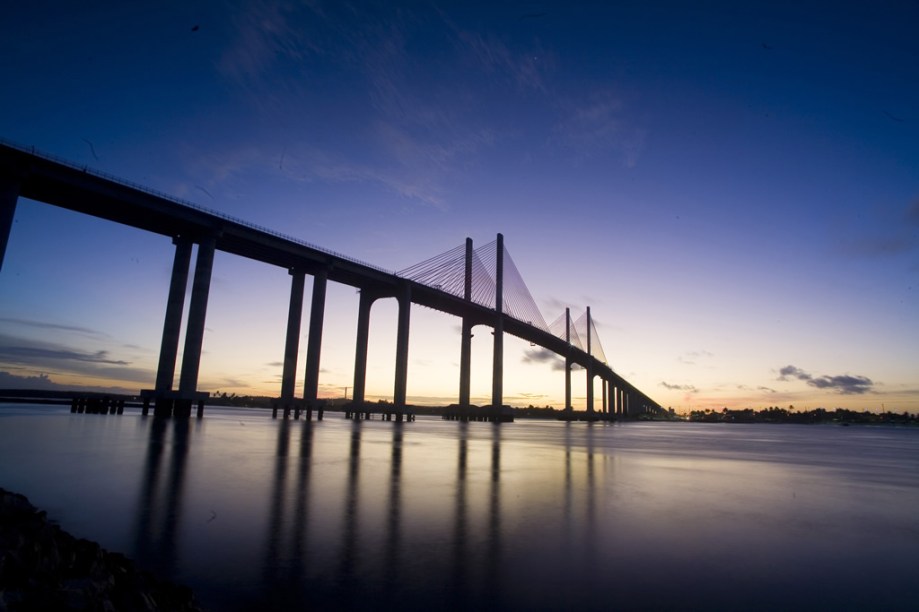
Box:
393;283;411;418
0;175;19;272
585;307;594;416
586;373;594;415
178;236;216;417
565;358;572;411
303;269;327;415
155;238;193;394
602;379;608;415
564;307;572;413
144;237;194;416
352;289;374;407
279;269;305;418
459;238;473;407
491;234;504;419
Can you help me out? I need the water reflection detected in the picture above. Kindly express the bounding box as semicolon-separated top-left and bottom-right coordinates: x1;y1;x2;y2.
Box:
109;415;919;611
450;422;469;604
383;423;403;595
486;423;502;608
260;418;315;609
338;419;361;603
132;416;192;577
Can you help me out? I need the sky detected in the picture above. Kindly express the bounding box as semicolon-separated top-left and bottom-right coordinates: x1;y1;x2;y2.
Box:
1;0;917;413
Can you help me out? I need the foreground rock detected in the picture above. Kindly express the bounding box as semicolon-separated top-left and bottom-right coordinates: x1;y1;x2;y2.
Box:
0;488;203;611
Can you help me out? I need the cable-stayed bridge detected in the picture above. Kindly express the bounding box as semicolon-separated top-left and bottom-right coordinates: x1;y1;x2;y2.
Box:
0;141;663;421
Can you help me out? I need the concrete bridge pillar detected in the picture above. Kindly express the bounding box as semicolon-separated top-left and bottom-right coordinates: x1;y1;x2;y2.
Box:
154;237;193;393
564;307;572;411
565;357;572;411
352;289;375;407
459;238;473;407
491;233;504;414
303;269;327;405
602;379;608;415
279;269;305;417
393;282;411;414
0;174;19;272
585;307;594;415
178;236;216;398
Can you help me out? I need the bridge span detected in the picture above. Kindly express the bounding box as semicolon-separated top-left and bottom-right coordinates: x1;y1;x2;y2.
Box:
0;141;664;421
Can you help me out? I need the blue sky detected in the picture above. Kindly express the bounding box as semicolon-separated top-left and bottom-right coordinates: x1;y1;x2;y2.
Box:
1;0;917;412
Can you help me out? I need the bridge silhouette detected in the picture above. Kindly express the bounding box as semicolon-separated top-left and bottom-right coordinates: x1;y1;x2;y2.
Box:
0;141;663;421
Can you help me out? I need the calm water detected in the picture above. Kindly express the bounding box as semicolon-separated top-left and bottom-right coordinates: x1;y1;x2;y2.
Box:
1;405;918;611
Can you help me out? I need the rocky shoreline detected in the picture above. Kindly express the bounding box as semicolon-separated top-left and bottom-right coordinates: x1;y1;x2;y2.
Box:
0;488;203;611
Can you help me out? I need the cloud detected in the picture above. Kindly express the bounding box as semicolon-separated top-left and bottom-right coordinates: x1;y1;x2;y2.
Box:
522;347;566;371
778;365;812;381
0;333;154;385
510;392;548;401
808;374;873;395
457;30;547;92
218;1;322;93
0;343;129;366
0;317;107;338
777;364;874;395
660;381;698;392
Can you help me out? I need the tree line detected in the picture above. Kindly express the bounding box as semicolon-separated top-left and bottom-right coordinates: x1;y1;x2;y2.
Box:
688;406;917;425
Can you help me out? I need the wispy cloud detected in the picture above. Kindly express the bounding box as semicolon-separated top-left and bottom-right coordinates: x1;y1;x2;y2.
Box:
218;1;323;96
0;317;107;338
660;381;698;392
551;91;646;167
457;30;548;92
777;364;874;395
0;341;129;366
0;334;153;385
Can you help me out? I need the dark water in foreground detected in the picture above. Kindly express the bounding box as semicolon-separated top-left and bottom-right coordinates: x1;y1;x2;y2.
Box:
1;405;918;611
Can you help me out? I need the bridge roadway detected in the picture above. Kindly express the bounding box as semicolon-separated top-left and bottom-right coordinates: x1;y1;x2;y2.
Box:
0;141;662;419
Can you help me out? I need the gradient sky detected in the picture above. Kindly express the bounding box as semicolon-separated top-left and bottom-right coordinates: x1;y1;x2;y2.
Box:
1;0;917;413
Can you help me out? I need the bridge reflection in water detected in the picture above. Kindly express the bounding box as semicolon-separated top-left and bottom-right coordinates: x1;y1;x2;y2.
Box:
128;414;629;611
2;407;916;611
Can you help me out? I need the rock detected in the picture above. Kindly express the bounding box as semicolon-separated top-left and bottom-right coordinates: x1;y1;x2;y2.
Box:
0;487;205;611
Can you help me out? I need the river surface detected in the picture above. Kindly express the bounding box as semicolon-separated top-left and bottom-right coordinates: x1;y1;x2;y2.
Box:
1;405;918;611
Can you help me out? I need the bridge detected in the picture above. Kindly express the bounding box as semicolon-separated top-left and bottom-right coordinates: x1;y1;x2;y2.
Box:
0;141;664;421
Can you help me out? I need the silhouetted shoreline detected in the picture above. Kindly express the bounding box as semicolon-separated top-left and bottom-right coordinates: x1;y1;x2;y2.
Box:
2;391;915;425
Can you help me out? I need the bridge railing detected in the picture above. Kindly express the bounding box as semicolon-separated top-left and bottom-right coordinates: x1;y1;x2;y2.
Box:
1;138;394;275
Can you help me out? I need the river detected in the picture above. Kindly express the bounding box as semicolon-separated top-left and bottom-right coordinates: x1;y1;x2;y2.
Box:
1;404;917;610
